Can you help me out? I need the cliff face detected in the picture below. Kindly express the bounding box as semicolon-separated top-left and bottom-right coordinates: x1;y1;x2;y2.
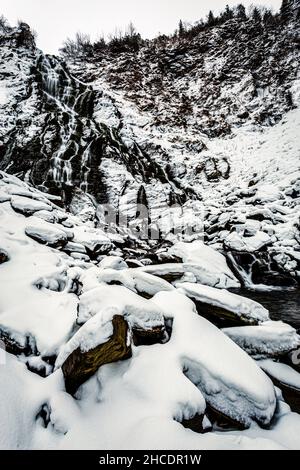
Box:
0;10;300;285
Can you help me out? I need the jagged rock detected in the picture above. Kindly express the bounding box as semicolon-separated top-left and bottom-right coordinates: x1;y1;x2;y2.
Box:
180;413;207;433
61;315;131;395
10;196;52;216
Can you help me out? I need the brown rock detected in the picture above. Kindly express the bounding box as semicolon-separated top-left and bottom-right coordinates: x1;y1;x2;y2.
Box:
0;248;9;264
132;325;167;346
62;315;131;395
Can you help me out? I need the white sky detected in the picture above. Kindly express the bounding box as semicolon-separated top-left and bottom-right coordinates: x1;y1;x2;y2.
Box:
1;0;282;54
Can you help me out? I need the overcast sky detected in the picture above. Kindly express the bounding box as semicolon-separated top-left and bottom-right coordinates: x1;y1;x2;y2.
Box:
1;0;282;54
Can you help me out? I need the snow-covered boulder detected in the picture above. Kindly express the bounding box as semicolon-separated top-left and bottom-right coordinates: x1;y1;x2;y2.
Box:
72;226;112;255
258;359;300;414
76;284;166;332
10;196;52;216
59;315;131;394
166;241;239;288
98;255;128;270
223;321;300;359
33;209;57;223
152;291;276;427
224;231;272;253
25;222;69;247
177;283;269;325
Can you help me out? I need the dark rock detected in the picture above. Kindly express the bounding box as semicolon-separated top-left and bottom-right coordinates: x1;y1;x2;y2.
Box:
180;413;207;433
0;248;9;264
0;327;38;356
193;299;257;328
132;325;167;346
62;315;131;395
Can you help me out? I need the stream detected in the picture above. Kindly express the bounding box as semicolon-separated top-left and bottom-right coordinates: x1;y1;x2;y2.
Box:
232;287;300;330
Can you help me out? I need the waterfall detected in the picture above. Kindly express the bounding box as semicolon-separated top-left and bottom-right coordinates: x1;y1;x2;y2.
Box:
80;142;93;192
38;54;94;188
226;251;280;291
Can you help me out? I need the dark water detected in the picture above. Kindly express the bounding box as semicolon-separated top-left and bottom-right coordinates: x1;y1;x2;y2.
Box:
231;288;300;331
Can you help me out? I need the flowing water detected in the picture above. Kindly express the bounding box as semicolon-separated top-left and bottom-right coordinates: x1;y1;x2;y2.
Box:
232;287;300;330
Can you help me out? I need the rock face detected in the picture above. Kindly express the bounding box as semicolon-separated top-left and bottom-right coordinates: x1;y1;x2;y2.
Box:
62;315;131;395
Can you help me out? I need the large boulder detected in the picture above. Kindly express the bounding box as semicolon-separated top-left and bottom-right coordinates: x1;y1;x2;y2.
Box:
25;222;69;248
60;315;131;395
177;283;269;326
10;196;52;216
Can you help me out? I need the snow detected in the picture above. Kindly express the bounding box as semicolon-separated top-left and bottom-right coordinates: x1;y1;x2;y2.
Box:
152;291;276;427
167;241;240;288
98;255;128;270
0;173;300;449
177;282;270;324
224;231;272;253
0;33;299;447
223;321;300;358
0;200;77;355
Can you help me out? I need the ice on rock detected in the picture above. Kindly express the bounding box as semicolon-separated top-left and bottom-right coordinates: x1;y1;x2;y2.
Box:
10;195;52;215
177;282;270;324
152;291;276;427
223;322;300;359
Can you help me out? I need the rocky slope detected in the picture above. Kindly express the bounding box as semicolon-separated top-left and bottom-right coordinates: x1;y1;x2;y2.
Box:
1;170;300;450
0;6;300;286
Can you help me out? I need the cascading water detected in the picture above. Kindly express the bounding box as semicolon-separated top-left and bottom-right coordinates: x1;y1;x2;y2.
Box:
80;142;93;192
226;251;297;290
39;54;93;188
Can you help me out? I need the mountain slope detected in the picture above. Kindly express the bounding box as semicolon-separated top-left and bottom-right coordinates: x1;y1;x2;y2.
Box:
0;9;299;285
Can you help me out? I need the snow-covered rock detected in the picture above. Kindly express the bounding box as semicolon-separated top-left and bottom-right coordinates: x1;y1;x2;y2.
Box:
11;196;52;216
224;231;272;253
25;220;69;247
152;291;276;427
177;282;269;325
223;321;300;359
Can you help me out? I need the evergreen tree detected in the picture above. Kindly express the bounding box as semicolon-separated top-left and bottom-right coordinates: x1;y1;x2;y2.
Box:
207;10;216;26
236;4;247;21
280;0;291;21
224;4;234;20
178;19;185;37
252;7;262;22
263;9;275;26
